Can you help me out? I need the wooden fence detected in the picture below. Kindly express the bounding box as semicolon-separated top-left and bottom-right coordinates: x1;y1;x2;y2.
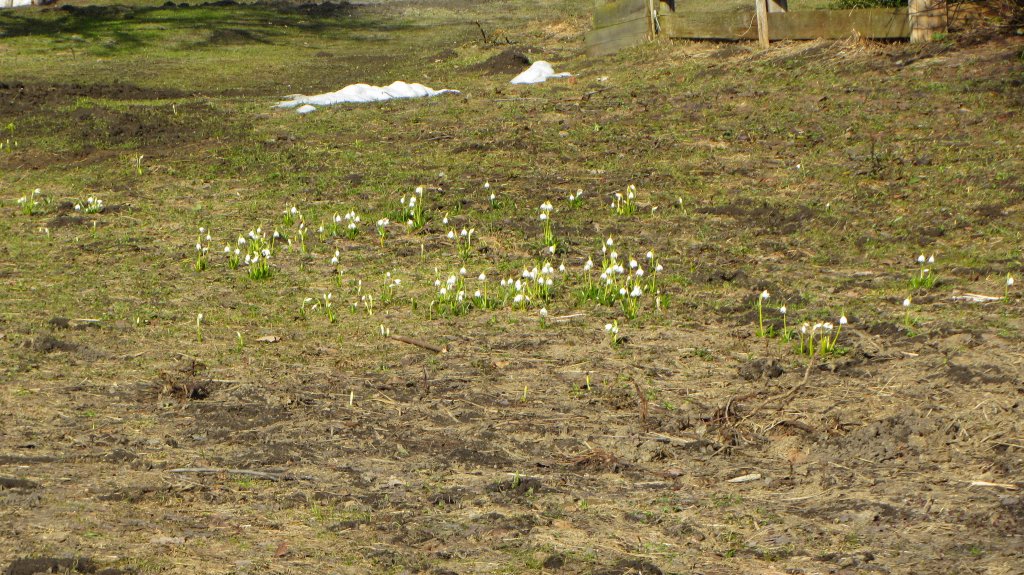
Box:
585;0;948;56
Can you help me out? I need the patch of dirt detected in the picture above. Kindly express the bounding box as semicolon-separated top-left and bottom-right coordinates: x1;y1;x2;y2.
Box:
0;82;185;114
469;48;531;75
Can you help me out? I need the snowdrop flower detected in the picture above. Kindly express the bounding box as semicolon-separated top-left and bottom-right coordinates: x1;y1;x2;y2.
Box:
917;254;926;264
630;286;643;297
195;242;202;251
903;297;912;307
205;233;212;241
474;289;481;298
434;279;441;287
584;258;594;271
478;273;486;281
460;228;469;237
779;305;787;315
927;255;935;264
447;275;457;287
609;250;618;261
261;249;271;258
655;263;664;272
513;294;524;304
619;287;628;297
233;248;240;256
238;236;246;245
489;193;496;202
415;186;424;196
290;206;298;215
1008;275;1015;287
459;267;467;276
635;267;644;277
839;315;848;325
447;230;455;240
548;245;556;255
540;201;553;212
629;259;638;269
273;230;280;239
760;290;770;300
646;251;654;260
539;212;548;221
439;287;448;296
558;263;566;273
539;308;548;317
74;203;82;211
483;181;490;190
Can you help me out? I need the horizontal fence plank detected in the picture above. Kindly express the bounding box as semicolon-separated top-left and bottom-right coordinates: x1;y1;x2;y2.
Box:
585;15;651;56
662;7;910;40
768;7;910;39
661;7;758;40
594;0;648;28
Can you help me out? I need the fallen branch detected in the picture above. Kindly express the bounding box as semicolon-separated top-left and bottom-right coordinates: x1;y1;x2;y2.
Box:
391;334;447;354
168;467;308;482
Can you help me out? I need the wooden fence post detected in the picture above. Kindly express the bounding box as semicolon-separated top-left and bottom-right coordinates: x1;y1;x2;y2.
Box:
755;0;770;48
767;0;788;13
909;0;947;42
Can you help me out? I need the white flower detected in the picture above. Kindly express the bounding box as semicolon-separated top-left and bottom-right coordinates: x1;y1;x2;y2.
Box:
195;243;202;251
655;264;664;272
223;246;231;253
415;186;424;196
635;268;644;277
238;236;246;245
927;255;935;264
513;294;524;303
917;254;926;264
439;287;448;296
839;315;848;325
609;250;618;261
558;264;566;273
646;251;654;260
434;279;441;287
548;245;556;254
447;230;455;239
290;206;298;215
460;228;468;237
619;287;627;296
489;193;496;202
604;323;613;332
474;290;481;298
584;259;594;271
484;181;490;190
760;290;770;300
539;308;548;317
331;256;339;265
779;305;787;315
630;286;643;298
261;249;270;258
233;248;240;256
197;313;203;322
459;267;467;276
629;259;638;269
74;203;82;211
903;297;912;307
606;237;614;247
1008;275;1015;287
539;213;548;221
273;230;280;239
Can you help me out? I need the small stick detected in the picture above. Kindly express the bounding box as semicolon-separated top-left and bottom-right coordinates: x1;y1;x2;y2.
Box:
390;334;447;354
168;467;306;482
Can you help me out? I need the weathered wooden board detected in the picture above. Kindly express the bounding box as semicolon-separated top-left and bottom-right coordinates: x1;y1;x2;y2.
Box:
768;7;910;39
585;14;651;57
594;0;648;28
662;7;910;40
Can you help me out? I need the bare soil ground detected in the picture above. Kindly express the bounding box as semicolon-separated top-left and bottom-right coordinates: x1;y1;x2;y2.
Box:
1;1;1023;574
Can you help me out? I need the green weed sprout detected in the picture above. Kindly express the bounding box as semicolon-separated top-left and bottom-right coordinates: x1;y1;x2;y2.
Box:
757;290;771;337
401;186;426;231
135;155;144;176
568;189;584;208
910;254;937;289
1;122;16;152
16;188;46;215
196;313;203;343
236;331;244;351
612;184;637;216
539;201;555;247
1006;274;1014;301
376;218;389;247
604;320;621;346
297;222;308;254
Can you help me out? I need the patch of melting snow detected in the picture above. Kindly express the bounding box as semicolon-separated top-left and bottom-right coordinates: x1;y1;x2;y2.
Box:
510;61;571;84
276;81;459;114
1;0;35;8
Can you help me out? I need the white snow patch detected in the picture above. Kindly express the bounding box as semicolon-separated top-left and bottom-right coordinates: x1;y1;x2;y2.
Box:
1;0;35;8
276;81;459;114
510;61;571;85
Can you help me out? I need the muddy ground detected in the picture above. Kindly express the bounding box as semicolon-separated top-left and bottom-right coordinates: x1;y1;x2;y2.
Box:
1;0;1023;574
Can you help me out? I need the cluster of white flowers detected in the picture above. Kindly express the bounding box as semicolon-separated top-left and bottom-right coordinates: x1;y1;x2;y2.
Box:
74;196;104;214
798;315;848;356
612;184;637;216
583;237;662;317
